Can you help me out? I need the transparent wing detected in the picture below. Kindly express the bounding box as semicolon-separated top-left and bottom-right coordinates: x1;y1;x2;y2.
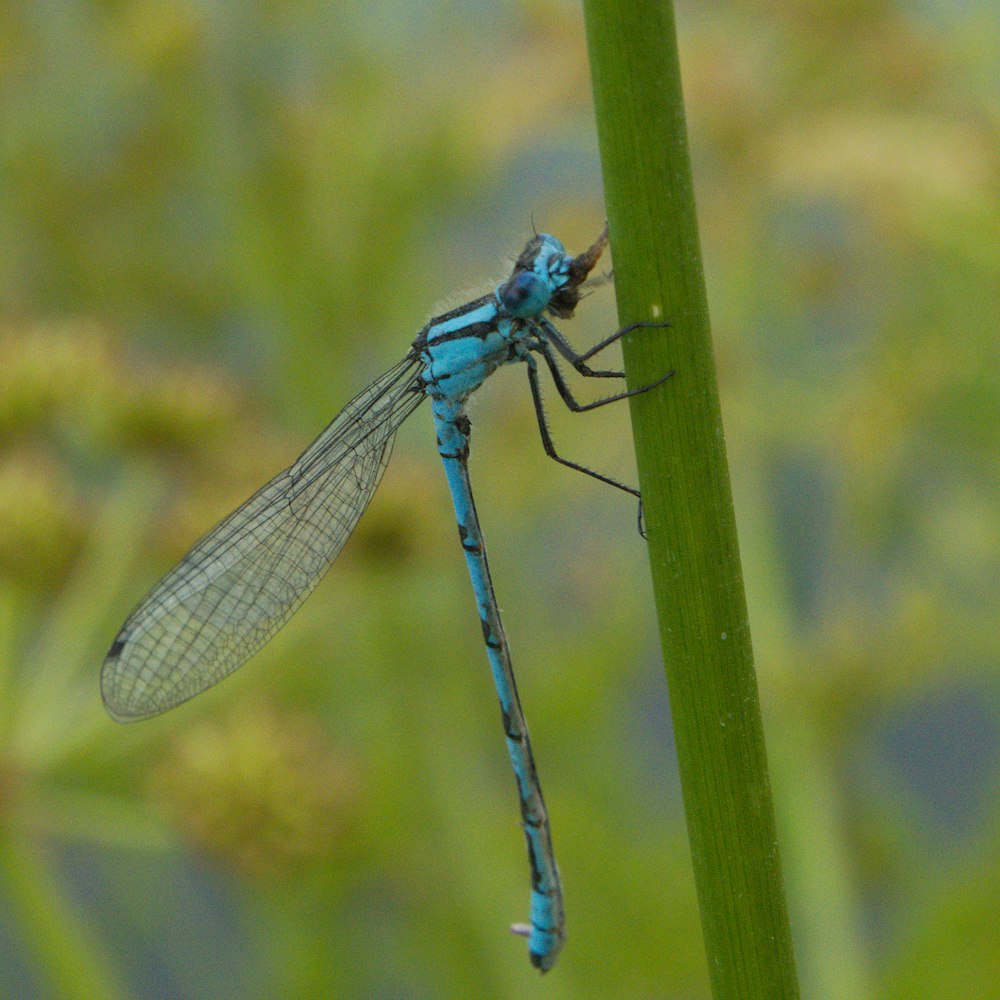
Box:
102;354;425;721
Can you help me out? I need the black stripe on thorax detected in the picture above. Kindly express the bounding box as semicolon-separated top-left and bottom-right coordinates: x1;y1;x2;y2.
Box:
427;321;498;346
428;294;494;326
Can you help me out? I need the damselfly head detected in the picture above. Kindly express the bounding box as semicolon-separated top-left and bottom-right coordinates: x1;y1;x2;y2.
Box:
498;233;564;317
498;224;611;321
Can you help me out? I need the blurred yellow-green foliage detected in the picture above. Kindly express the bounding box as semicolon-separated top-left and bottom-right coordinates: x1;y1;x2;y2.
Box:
1;0;998;997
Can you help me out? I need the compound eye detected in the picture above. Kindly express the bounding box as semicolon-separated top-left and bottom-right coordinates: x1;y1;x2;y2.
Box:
499;271;551;317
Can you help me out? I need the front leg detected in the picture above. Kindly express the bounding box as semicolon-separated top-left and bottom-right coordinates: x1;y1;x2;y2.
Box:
541;317;671;377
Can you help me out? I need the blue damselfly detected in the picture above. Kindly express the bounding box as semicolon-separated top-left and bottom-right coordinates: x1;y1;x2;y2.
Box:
103;225;671;970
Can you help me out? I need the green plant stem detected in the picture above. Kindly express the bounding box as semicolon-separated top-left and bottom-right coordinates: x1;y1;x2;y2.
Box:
582;1;801;997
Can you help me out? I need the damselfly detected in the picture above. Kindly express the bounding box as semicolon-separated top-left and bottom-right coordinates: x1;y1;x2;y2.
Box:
103;224;671;971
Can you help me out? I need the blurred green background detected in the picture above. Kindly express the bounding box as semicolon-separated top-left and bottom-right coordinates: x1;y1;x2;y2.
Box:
1;0;998;997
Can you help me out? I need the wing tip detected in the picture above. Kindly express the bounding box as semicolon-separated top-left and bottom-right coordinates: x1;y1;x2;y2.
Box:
101;637;147;724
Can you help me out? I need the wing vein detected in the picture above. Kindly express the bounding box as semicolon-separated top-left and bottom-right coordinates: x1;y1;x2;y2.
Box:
102;354;425;720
